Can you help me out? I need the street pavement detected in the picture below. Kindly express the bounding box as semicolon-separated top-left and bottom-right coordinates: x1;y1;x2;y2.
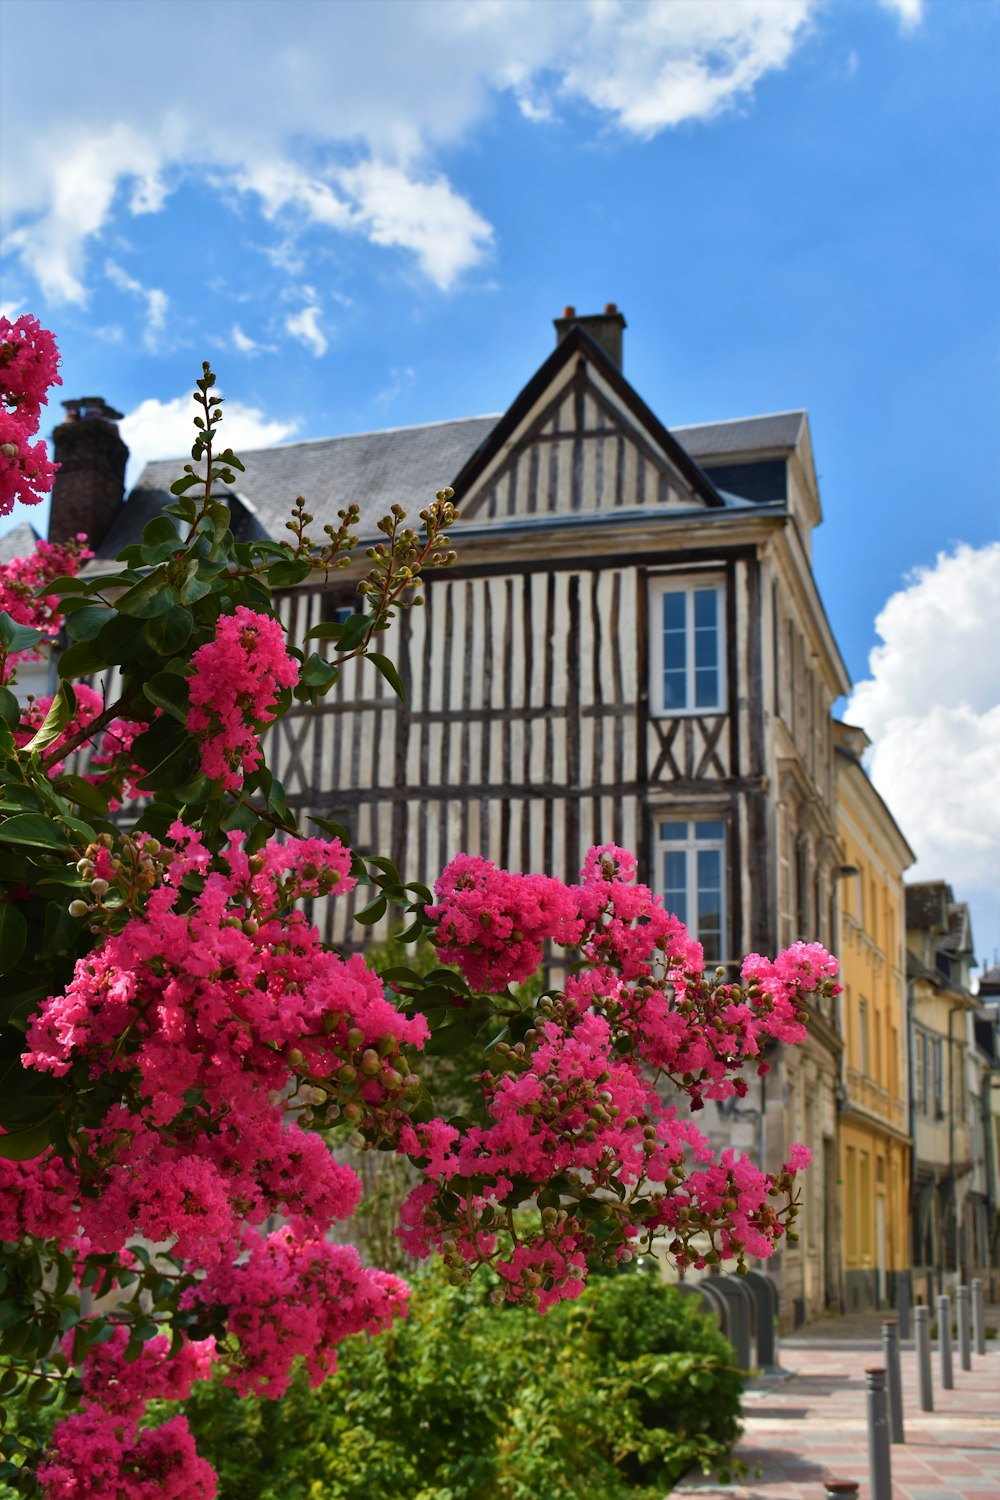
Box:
672;1310;999;1500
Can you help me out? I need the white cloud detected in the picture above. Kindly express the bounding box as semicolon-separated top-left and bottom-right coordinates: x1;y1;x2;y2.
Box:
104;259;169;352
877;0;924;33
338;161;494;291
284;291;328;358
557;0;816;136
846;543;1000;958
4;124;168;304
1;0;860;307
232;324;276;356
119;392;299;491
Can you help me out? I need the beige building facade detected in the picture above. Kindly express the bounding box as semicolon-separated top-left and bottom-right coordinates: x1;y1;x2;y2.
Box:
834;722;913;1311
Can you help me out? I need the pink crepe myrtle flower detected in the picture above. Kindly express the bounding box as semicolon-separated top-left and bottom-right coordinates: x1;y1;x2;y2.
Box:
186;606;298;790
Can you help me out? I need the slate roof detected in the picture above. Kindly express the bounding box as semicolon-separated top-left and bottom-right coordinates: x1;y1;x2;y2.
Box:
105;402;806;556
112;416;499;557
0;521;41;563
673;411;806;459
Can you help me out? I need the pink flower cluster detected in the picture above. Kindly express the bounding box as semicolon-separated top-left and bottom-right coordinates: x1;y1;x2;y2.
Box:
74;1326;217;1422
401;845;839;1306
0;533;92;682
429;852;583;989
16;823;424;1262
185;1227;409;1397
38;1413;216;1499
186;606;299;789
0;315;61;514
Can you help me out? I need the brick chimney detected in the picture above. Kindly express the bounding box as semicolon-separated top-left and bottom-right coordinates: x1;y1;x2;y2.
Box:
553;303;627;368
48;397;128;547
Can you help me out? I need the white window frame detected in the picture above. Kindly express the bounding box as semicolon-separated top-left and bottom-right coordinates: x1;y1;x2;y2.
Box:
648;573;726;718
656;816;727;965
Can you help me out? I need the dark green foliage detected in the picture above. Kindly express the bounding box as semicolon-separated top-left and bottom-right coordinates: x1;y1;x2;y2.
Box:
171;1267;743;1500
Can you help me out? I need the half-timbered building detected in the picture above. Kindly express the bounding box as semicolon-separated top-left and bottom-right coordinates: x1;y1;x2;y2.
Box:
49;306;852;1326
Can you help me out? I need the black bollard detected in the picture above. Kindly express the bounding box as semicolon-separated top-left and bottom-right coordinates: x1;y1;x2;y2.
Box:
957;1284;972;1371
914;1304;933;1412
938;1294;953;1390
896;1271;910;1340
882;1320;905;1443
866;1367;892;1500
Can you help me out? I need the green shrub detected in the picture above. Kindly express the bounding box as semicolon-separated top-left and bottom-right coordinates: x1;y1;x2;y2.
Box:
171;1265;743;1500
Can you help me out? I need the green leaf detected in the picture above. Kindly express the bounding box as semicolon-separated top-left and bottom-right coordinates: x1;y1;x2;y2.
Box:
337;613;371;652
309;814;351;842
142;671;191;723
0;612;47;654
23;684;76;754
52;775;110;818
268;559;312;588
57;638;116;679
0;688;19;730
64;604;118;642
0;780;44;812
142;515;182;546
169;472;202;495
142;605;194;656
178;570;213;605
298;652;339;692
303;621;344;641
366;651;407;701
0;814;70;850
379;966;424;986
0;1119;53;1161
353;895;388;926
32;573;91;597
0;904;27;973
115;568;180;619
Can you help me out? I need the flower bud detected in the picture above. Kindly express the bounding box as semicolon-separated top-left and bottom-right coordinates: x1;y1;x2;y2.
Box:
68;900;90;918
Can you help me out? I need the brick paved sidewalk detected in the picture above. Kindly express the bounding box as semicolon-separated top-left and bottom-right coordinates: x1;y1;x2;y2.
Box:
671;1323;999;1500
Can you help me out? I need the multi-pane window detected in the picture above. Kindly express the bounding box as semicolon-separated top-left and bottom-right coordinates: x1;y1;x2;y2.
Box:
658;818;726;964
914;1029;945;1117
649;577;725;715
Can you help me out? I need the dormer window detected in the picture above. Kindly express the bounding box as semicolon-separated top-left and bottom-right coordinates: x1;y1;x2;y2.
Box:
934;950;952;981
648;575;725;716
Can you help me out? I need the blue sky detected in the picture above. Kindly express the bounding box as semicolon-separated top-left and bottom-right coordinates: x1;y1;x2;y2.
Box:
2;0;998;963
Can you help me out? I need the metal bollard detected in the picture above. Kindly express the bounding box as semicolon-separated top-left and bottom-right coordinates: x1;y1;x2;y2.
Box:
972;1277;986;1356
882;1319;905;1443
866;1367;892;1500
938;1294;953;1389
915;1304;933;1411
897;1271;911;1340
957;1284;972;1371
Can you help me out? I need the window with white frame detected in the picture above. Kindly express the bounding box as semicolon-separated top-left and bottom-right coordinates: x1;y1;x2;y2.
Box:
657;818;726;964
648;576;725;716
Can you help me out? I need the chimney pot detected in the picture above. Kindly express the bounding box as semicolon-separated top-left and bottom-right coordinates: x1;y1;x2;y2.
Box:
553;305;627;368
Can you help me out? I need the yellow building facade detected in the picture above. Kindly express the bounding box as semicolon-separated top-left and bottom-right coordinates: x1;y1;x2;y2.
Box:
834;723;914;1311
